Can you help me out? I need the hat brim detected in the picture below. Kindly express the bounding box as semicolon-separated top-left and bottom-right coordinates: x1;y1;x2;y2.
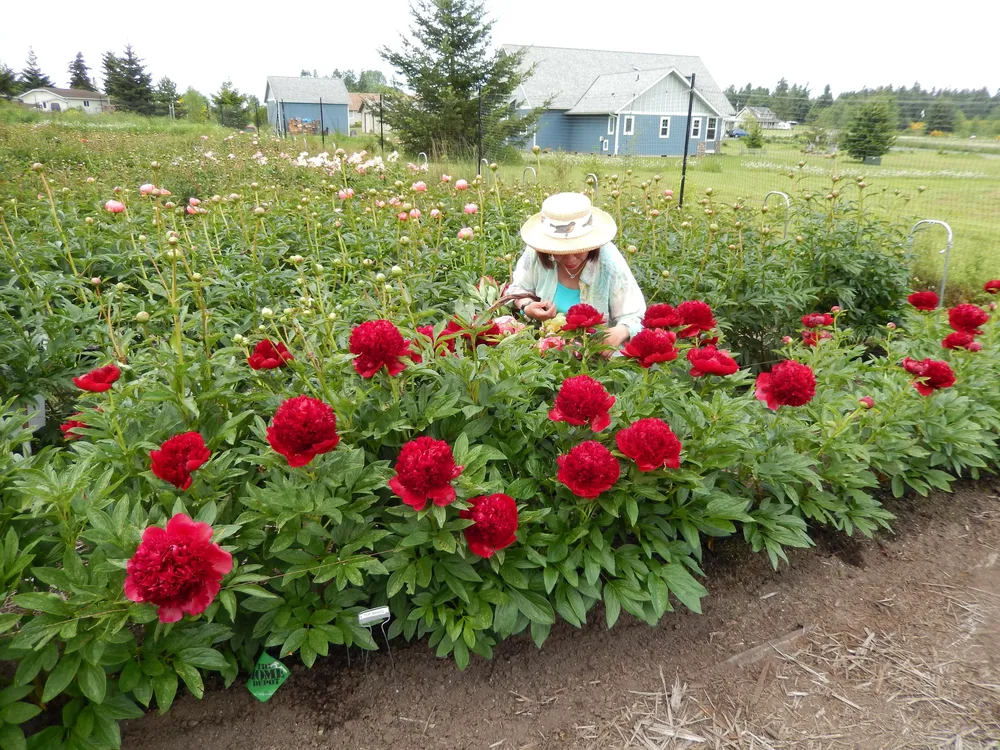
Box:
520;206;617;254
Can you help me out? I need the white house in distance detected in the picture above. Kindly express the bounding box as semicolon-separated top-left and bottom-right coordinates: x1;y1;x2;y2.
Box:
358;96;391;135
18;87;111;114
348;93;381;131
735;106;781;129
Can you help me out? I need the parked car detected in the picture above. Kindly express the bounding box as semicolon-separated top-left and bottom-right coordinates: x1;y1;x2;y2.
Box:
726;128;748;138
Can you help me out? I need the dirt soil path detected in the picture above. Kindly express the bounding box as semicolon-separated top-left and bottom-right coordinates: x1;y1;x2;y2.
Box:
123;481;1000;750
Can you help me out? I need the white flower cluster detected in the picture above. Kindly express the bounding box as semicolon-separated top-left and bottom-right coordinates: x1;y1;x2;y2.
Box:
741;160;989;180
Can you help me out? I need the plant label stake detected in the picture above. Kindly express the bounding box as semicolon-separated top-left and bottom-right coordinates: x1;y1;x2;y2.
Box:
358;606;397;690
247;652;290;702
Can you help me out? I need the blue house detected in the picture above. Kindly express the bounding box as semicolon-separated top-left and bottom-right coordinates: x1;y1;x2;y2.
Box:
502;45;735;157
264;76;349;136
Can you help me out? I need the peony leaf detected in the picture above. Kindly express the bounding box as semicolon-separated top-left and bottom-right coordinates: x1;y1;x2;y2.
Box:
0;701;41;725
42;653;81;703
77;661;107;704
0;724;26;750
151;670;178;714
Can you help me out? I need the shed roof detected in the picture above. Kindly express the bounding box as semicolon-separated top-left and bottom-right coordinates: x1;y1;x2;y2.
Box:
264;76;349;105
738;106;778;121
349;93;381;111
502;44;734;116
23;87;108;101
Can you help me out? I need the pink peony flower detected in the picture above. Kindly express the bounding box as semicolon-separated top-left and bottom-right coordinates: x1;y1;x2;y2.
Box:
440;174;451;183
411;181;427;192
457;226;474;240
139;183;156;196
455;179;468;190
398;212;408;222
104;200;125;213
430;208;442;219
493;315;526;336
464;203;478;215
188;197;201;207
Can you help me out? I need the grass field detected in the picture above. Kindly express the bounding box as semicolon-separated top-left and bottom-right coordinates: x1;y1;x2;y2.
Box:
290;128;998;297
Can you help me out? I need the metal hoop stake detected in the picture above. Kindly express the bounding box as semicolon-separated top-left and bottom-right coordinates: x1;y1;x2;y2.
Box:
763;191;791;239
585;173;599;201
907;220;954;301
522;166;537;185
480;159;491;187
417;152;428;171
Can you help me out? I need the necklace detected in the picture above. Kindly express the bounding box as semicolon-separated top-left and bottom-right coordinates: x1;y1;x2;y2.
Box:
565;268;580;280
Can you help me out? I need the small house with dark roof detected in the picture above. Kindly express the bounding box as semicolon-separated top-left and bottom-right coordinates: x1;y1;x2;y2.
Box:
735;106;780;129
348;93;381;131
264;76;350;136
502;44;734;157
18;87;110;114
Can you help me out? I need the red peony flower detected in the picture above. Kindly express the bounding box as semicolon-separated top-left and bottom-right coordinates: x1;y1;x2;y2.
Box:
755;360;816;410
125;513;233;623
907;291;939;311
73;364;121;392
267;395;340;467
948;304;989;335
562;303;605;332
248;339;294;370
642;304;682;329
388;436;464;511
622;329;678;368
858;396;875;409
985;280;1000;294
942;331;982;351
556;441;620;499
150;432;211;490
615;418;682;471
417;324;456;354
443;319;502;348
901;357;956;395
801;329;833;347
548;375;616;432
460;493;518;558
349;319;420;377
60;413;88;441
676;300;716;338
801;313;834;328
687;345;739;377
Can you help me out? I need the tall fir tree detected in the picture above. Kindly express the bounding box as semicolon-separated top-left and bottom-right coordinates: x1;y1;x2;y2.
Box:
67;52;96;91
925;99;956;132
378;0;546;158
103;45;154;114
211;80;248;128
153;76;182;117
20;48;54;92
840;99;897;160
0;63;17;98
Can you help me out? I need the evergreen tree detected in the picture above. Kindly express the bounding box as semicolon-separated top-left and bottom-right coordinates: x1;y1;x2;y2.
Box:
744;115;765;148
840;99;896;159
211;80;249;128
20;48;54;91
925;99;956;132
378;0;546;158
0;63;17;98
771;78;792;120
103;45;154;114
68;52;96;91
806;84;834;123
153;77;182;117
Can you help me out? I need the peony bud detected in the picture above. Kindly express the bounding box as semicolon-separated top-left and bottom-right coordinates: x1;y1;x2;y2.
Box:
886;322;896;330
191;273;202;282
291;255;304;264
661;270;670;278
391;265;402;276
90;277;102;286
135;311;150;323
31;163;43;172
831;306;841;313
261;307;274;319
375;272;386;282
858;396;874;409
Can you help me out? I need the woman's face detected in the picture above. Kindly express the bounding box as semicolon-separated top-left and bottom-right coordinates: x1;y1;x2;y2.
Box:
555;251;591;274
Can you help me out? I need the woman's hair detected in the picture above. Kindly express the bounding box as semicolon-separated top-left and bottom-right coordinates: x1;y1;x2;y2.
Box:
536;248;600;270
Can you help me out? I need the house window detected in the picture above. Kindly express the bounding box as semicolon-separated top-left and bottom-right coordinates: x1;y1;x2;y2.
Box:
658;117;670;138
607;116;616;135
84;100;90;107
602;138;609;153
691;117;702;138
41;102;47;109
706;117;717;140
622;115;634;136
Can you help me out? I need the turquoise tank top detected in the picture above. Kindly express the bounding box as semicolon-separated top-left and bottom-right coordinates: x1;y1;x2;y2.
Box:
553;283;581;314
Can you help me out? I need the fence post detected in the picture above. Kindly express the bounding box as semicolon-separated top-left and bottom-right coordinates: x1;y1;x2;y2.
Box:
319;96;325;149
678;73;696;209
281;100;286;138
379;94;384;153
477;86;483;174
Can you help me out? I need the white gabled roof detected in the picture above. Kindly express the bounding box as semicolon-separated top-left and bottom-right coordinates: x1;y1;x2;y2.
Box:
502;44;734;116
264;76;349;105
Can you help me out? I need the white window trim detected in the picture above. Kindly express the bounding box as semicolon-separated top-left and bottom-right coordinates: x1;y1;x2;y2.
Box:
658;116;671;138
607;115;616;135
601;138;609;152
706;117;717;140
622;115;634;136
691;117;702;139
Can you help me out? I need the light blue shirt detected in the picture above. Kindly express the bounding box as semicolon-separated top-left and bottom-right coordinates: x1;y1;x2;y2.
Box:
507;242;647;338
553;283;581;314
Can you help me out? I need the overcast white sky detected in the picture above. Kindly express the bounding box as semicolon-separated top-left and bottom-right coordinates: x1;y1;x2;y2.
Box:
3;0;995;100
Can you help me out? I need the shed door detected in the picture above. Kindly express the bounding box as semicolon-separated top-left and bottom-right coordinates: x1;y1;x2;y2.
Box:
50;102;61;112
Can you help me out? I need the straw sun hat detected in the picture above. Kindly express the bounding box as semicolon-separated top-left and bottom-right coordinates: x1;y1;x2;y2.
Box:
519;192;617;254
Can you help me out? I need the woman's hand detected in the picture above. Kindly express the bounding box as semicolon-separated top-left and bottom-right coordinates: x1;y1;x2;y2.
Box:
523;300;557;321
600;325;631;358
